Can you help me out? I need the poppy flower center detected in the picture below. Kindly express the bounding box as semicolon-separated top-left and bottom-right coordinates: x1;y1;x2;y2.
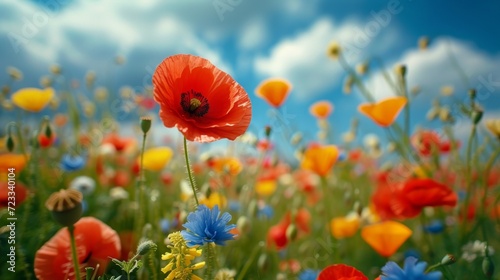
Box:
181;90;209;117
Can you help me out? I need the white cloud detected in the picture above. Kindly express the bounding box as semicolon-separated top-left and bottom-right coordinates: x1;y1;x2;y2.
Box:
254;17;399;100
237;17;268;51
366;38;500;100
0;0;233;73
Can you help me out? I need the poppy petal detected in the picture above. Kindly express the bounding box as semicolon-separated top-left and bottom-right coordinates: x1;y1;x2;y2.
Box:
361;221;412;257
255;78;292;108
358;96;407;127
318;264;368;280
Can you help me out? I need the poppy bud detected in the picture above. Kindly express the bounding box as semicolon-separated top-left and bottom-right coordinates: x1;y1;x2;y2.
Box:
482;256;494;278
419;36;430;50
6;133;14;152
257;253;270;272
327;41;341;60
247;199;258;218
45;189;83;227
137;240;157;256
395;64;407;78
468;88;476;100
471;109;483;125
237;216;251;234
286;224;298;241
141;117;152;134
44;122;52;139
440;254;456;266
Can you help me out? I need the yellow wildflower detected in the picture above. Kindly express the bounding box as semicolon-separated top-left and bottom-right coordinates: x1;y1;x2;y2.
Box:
161;232;205;280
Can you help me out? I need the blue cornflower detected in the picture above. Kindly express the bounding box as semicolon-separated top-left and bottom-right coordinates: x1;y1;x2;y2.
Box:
298;269;319;280
424;220;445;234
181;204;236;246
60;154;86;171
381;257;442;280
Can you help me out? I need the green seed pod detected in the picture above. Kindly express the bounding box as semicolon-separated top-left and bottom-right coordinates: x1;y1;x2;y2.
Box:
137;240;157;256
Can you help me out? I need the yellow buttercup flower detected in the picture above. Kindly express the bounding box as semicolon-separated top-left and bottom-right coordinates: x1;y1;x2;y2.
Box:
140;147;173;171
11;87;55;112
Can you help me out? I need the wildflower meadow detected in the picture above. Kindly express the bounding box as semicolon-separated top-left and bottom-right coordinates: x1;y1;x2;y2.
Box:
1;1;500;280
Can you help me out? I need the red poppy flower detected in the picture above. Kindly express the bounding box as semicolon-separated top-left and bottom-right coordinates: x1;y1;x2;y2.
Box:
411;130;457;156
0;182;28;208
102;133;136;152
34;217;121;280
153;54;252;142
402;178;457;208
318;264;368;280
372;178;457;220
267;222;288;249
38;132;56;148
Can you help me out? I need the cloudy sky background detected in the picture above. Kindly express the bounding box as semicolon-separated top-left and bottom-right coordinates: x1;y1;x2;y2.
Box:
1;0;500;153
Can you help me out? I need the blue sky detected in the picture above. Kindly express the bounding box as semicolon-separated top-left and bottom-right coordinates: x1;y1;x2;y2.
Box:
1;0;500;151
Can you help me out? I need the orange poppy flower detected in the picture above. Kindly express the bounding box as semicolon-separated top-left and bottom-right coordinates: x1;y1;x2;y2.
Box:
255;179;277;197
358;96;407;127
153;54;252;142
310;100;334;119
301;144;339;177
0;153;28;173
255;78;292;108
361;220;412;257
330;215;360;239
34;217;121;280
318;264;368;280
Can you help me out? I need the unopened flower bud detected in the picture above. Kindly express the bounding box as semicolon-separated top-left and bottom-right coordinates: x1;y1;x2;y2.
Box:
237;216;251;234
141;117;152;134
482;256;494;278
257;253;270;271
327;41;341;60
471;109;483;125
440;254;456;266
6;134;14;152
418;36;430;50
264;125;272;138
137;240;157;256
468;88;476;100
286;224;298;241
395;64;407;78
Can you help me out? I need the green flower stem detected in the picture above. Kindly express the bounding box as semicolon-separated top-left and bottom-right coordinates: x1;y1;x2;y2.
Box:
397;73;410;140
481;147;500;215
204;242;216;279
460;124;477;241
11;122;28;161
320;176;339;263
68;225;81;280
236;242;263;280
135;131;148;234
338;54;375;102
183;137;199;207
425;262;442;273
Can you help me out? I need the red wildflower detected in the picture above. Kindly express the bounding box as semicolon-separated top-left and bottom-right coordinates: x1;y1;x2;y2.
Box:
0;182;28;208
318;264;368;280
372;178;457;220
34;217;121;280
102;133;136;152
153;54;252;142
411;130;457;156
